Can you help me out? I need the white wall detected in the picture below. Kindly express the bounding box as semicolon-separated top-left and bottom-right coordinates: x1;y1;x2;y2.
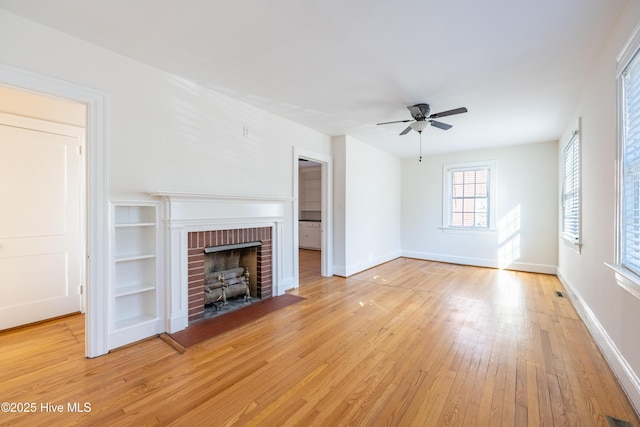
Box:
0;10;332;300
557;0;640;412
402;141;558;273
333;135;402;276
0;10;332;199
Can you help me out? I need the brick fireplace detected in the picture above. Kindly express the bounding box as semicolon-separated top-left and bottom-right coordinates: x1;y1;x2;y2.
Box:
153;192;287;334
187;227;272;323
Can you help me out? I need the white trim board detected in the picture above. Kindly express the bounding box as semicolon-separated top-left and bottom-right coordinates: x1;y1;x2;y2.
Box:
0;62;110;358
333;251;402;278
402;250;558;275
557;269;640;414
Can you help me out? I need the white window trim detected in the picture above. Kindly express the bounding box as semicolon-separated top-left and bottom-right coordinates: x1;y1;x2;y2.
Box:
560;122;582;251
442;160;497;231
607;22;640;300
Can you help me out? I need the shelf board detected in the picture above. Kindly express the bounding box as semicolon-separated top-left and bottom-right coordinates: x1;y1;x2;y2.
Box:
115;254;156;263
115;222;156;228
115;314;157;331
115;284;156;297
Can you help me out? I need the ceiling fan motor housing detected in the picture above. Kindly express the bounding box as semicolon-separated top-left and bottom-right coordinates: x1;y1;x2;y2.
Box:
375;103;467;135
409;103;431;121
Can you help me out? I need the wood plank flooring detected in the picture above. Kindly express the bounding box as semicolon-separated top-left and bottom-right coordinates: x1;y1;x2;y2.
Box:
0;254;638;426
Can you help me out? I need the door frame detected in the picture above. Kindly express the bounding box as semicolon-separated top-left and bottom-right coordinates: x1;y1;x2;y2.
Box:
0;63;109;358
293;147;333;282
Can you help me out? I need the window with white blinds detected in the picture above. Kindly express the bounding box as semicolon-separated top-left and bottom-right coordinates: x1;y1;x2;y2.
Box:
621;50;640;276
561;131;580;243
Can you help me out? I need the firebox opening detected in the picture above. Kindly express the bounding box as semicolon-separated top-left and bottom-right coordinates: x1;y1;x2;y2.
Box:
188;227;272;324
203;246;260;318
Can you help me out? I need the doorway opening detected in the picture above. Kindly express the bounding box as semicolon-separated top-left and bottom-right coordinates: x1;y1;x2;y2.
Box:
294;148;333;287
0;85;87;332
0;63;110;358
298;159;322;284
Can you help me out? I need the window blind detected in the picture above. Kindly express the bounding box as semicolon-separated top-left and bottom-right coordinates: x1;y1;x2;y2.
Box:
562;132;580;241
622;51;640;275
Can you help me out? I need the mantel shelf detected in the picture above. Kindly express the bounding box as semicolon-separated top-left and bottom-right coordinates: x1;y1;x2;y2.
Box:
149;191;291;203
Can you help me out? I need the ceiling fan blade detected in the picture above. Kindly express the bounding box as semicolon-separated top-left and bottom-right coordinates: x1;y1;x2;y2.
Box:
407;105;427;121
399;125;413;135
429;107;468;119
430;120;452;130
377;119;413;125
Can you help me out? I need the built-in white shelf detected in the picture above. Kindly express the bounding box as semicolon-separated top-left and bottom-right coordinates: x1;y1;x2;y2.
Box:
110;202;163;349
115;314;157;331
115;284;156;298
115;254;156;262
115;222;156;228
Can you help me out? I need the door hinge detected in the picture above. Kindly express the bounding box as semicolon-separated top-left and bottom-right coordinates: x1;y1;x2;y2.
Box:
79;285;83;295
78;145;82;155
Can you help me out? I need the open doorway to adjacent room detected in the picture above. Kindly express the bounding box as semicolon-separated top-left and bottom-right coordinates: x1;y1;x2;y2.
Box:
298;158;322;285
0;64;109;358
294;148;333;287
0;84;87;332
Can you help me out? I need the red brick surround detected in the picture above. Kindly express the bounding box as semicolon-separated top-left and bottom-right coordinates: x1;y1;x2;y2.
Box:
187;227;272;323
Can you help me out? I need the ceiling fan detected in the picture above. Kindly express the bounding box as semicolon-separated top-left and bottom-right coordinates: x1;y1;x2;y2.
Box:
377;103;468;135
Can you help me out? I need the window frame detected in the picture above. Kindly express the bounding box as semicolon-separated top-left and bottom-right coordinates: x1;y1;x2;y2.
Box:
608;23;640;300
561;124;581;247
442;160;496;231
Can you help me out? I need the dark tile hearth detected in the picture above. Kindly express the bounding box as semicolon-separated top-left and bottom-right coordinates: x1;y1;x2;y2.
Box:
203;295;258;320
169;293;305;348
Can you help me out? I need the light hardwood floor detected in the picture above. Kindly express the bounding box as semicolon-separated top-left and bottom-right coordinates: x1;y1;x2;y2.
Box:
1;254;638;426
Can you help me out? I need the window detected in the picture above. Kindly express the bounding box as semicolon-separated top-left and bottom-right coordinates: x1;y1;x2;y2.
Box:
444;161;495;229
608;25;640;299
620;49;640;276
561;128;580;244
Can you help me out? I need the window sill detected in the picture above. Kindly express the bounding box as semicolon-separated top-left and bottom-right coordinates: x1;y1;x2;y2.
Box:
605;262;640;302
439;226;497;234
561;234;582;253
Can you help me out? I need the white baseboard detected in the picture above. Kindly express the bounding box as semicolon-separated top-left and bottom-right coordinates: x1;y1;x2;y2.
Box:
277;276;295;295
401;250;557;275
334;251;401;277
166;312;188;334
557;269;640;414
333;265;347;277
335;250;557;276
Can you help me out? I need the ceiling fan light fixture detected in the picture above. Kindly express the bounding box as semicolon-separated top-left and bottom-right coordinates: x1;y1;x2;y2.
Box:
410;121;430;132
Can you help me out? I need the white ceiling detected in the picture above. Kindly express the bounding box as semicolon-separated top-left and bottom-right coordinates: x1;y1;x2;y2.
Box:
0;0;628;158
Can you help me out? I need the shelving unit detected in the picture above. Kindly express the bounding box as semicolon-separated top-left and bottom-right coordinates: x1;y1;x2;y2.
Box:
298;165;322;249
110;202;163;349
299;165;321;220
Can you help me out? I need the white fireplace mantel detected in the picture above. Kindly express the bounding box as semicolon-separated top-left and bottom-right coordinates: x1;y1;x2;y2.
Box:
151;192;289;333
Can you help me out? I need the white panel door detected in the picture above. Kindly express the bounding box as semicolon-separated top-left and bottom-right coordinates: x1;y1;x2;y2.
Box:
0;117;83;329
